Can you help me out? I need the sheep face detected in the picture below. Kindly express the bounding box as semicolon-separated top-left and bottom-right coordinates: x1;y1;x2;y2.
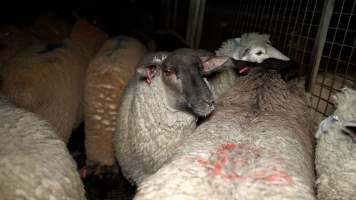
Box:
239;44;290;63
137;53;232;117
162;54;215;117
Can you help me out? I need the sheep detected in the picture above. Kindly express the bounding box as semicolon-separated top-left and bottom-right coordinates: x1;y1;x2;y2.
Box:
134;58;315;200
114;34;294;185
0;25;38;65
315;87;356;200
215;32;290;63
84;36;147;177
115;51;236;184
31;12;73;43
0;96;85;200
0;17;107;143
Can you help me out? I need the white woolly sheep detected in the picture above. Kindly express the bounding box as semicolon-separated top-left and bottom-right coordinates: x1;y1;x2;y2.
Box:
0;17;107;143
212;32;292;98
84;36;147;175
0;96;85;200
115;51;237;184
215;32;290;63
315;87;356;200
134;59;315;200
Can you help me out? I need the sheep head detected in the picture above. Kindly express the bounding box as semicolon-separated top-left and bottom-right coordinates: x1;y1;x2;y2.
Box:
239;33;290;63
136;52;232;117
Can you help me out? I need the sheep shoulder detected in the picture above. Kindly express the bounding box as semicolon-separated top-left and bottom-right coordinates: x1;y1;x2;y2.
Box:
116;73;196;184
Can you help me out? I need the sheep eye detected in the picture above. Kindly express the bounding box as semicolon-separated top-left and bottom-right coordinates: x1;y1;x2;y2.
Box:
164;69;175;76
256;51;263;56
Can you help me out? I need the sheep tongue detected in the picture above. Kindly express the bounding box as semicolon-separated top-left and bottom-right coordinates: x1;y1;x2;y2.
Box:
238;66;250;75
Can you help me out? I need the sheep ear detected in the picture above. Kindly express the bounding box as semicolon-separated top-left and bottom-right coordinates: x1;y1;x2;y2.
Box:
136;64;160;84
265;45;290;61
200;56;233;75
240;48;250;58
136;52;169;84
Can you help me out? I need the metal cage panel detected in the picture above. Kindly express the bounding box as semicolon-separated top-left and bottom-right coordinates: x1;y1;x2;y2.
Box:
310;0;356;122
196;0;355;119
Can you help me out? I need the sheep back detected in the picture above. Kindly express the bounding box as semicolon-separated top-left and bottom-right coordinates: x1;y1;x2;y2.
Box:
315;88;356;200
0;42;87;143
84;36;147;166
0;97;85;200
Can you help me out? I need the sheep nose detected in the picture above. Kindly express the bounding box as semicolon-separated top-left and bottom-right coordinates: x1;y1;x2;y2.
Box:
204;99;215;107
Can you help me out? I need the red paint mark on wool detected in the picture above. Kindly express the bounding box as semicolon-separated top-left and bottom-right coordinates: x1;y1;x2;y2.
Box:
195;143;293;185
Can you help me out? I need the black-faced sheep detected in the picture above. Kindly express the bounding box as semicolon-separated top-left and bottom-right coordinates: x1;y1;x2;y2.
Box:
114;33;295;185
0;17;107;143
173;48;237;100
115;52;235;184
134;59;315;200
0;96;85;200
84;36;147;176
315;87;356;200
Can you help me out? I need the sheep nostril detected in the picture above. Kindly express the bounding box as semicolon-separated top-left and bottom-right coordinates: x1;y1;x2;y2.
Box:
204;99;215;107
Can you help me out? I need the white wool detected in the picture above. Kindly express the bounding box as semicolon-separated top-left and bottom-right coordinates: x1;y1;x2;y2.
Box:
215;37;241;59
0;97;85;200
98;84;116;89
108;104;117;109
152;54;168;64
102;119;110;126
92;115;102;120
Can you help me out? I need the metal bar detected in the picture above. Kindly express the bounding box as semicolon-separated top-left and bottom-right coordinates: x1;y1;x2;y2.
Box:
172;0;178;30
186;0;206;48
305;0;335;92
299;0;318;73
194;0;206;47
186;0;198;47
282;0;296;53
287;0;305;56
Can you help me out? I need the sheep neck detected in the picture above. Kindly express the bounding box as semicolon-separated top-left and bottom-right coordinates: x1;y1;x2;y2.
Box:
214;69;309;129
133;75;197;170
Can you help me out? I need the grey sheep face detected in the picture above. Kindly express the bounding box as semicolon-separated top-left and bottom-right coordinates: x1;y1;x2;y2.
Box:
239;42;290;63
137;52;232;117
238;33;290;63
